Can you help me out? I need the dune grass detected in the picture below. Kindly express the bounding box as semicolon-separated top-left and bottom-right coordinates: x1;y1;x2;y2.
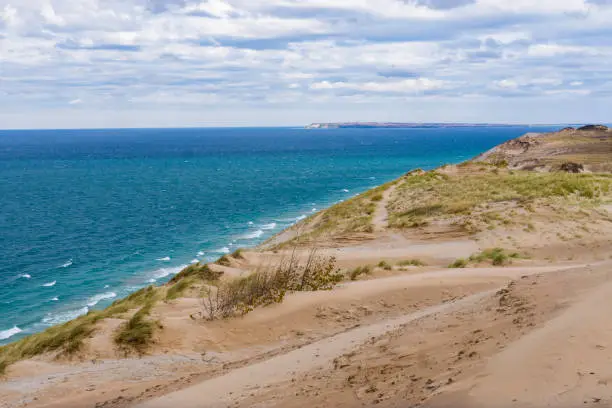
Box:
397;259;427;267
349;265;373;280
201;250;343;320
275;180;398;248
389;168;612;230
0;286;160;374
448;248;521;269
114;299;158;355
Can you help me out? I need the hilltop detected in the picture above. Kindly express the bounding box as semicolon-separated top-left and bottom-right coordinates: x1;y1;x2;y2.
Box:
1;126;611;408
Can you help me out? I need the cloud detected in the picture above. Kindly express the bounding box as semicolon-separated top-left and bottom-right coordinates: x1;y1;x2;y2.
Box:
0;0;611;128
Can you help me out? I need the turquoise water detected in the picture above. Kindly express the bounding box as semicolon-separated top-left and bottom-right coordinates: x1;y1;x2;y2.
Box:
0;126;561;344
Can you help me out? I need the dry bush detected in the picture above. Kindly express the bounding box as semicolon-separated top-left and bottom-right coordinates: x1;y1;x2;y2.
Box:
200;249;342;320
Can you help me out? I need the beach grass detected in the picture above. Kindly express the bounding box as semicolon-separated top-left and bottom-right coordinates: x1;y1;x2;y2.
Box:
389;167;612;230
0;286;160;374
275;180;398;247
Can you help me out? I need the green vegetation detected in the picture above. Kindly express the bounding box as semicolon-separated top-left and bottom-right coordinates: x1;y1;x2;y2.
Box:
276;180;398;247
389;168;612;230
114;299;158;355
169;262;223;284
448;248;521;269
201;250;342;320
397;259;426;267
448;258;468;269
469;248;521;266
377;260;392;270
0;286;160;374
349;265;373;280
216;255;232;266
231;248;244;259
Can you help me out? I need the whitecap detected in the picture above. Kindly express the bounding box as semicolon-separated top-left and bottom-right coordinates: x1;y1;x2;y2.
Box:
42;307;89;325
342;189;350;193
190;259;199;264
148;278;157;283
104;285;110;289
87;292;117;307
369;176;376;180
261;222;277;230
242;230;264;239
149;265;185;281
19;274;31;279
51;297;59;301
296;215;307;221
59;259;73;268
42;280;56;287
247;221;254;225
311;208;317;212
197;251;205;256
0;326;22;341
214;247;230;254
156;256;171;262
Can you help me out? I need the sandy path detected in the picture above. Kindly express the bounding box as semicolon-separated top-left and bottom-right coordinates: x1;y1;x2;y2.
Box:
427;269;612;408
136;264;581;408
136;291;497;408
372;183;397;232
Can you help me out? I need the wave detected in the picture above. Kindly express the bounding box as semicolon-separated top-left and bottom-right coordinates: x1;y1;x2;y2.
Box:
248;221;254;225
104;285;110;289
149;265;185;282
156;256;171;262
42;306;89;325
42;280;56;287
197;251;205;256
311;208;317;212
242;230;264;239
19;274;31;279
86;292;117;307
213;247;230;254
0;326;22;341
190;258;199;264
261;222;277;230
296;215;307;221
59;259;73;268
51;297;59;301
342;189;350;192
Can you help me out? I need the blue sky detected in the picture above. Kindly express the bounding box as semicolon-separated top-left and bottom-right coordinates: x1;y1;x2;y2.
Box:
1;0;611;128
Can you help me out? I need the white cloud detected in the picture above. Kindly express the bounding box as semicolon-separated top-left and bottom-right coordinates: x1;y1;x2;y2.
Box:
0;0;611;128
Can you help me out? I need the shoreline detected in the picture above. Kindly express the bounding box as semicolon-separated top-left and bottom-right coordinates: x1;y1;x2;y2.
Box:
0;168;430;346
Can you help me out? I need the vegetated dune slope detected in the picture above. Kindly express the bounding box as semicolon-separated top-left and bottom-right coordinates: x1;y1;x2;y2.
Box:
1;126;611;408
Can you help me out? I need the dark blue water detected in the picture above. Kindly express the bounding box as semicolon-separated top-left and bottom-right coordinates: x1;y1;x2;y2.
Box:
0;126;561;343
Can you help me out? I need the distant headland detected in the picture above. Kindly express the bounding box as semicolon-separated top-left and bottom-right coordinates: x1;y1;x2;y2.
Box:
305;122;532;129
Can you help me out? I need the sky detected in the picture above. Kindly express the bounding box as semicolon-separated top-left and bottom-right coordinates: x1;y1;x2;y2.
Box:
1;0;612;129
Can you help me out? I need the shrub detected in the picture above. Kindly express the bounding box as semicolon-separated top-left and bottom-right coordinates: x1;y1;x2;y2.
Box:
349;265;373;280
377;261;392;270
201;250;342;320
371;194;384;202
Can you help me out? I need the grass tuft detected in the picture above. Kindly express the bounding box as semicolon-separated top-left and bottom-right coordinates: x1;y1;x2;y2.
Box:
448;258;468;269
397;259;426;267
349;265;373;280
